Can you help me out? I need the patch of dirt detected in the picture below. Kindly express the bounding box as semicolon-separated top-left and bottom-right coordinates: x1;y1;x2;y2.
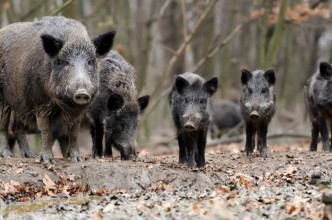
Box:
1;144;332;219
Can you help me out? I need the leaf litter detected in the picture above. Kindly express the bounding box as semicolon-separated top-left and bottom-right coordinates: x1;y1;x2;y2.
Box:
0;145;331;219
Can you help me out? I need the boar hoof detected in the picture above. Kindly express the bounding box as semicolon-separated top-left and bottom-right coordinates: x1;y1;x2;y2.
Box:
309;143;318;151
187;160;195;168
179;157;187;164
39;154;56;164
322;149;331;154
93;153;102;158
322;143;331;153
22;150;38;158
245;150;253;157
260;149;268;158
197;162;205;168
0;149;14;158
69;156;82;162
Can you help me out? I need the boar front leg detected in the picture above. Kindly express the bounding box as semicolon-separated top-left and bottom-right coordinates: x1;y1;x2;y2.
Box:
58;135;70;158
0;101;11;158
178;132;187;164
91;121;104;158
14;127;37;158
37;116;55;164
245;121;254;157
309;119;319;151
184;133;196;168
104;132;113;157
67;121;82;162
196;130;207;168
257;122;268;158
320;118;330;153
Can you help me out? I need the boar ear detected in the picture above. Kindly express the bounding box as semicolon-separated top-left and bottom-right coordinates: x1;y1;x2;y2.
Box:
107;93;124;111
92;31;116;57
41;34;64;57
241;69;252;85
203;77;218;96
138;95;150;112
319;62;332;79
264;69;276;85
175;76;190;94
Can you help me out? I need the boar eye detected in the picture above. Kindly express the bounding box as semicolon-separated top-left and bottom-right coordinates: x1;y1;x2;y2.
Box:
184;98;189;104
248;88;253;94
261;88;268;94
87;59;95;66
199;99;205;104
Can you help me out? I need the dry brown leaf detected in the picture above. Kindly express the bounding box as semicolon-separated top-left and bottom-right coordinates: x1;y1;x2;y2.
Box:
95;189;107;196
61;173;75;181
138;149;150;157
61;185;70;197
215;185;230;193
192;204;208;215
0;180;20;194
14;168;23;174
42;174;56;190
288;205;297;214
226;193;237;200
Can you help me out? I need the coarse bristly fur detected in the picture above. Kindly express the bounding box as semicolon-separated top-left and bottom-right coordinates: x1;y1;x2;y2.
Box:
240;69;276;158
0;16;115;162
305;62;332;152
51;50;146;159
169;72;218;168
82;50;149;159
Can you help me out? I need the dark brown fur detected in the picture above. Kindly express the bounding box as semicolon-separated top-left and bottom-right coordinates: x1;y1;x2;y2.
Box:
0;16;115;163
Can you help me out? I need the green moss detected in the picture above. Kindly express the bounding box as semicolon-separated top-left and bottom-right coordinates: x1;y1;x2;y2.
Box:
2;196;103;217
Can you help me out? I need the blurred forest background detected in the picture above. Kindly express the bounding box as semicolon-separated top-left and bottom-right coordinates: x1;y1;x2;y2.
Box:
1;0;332;152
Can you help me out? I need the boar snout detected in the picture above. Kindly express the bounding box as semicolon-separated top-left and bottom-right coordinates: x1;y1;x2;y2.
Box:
249;110;259;119
183;114;200;132
120;144;136;160
73;89;91;105
184;122;196;132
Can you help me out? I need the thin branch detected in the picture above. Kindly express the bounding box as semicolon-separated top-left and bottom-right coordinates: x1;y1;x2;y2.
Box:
157;41;177;54
142;0;219;120
311;0;327;9
192;22;244;72
180;0;187;40
150;0;219;99
137;0;173;96
160;0;172;18
207;31;223;52
143;87;172;119
146;0;172;25
50;0;76;16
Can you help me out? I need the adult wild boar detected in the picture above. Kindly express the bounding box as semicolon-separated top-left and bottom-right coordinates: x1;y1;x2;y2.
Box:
240;69;276;158
305;62;332;152
169;73;218;168
0;16;115;163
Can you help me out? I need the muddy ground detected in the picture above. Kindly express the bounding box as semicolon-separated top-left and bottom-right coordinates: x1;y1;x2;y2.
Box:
0;141;331;219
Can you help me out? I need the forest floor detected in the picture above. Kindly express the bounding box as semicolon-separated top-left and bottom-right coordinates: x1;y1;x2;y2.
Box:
0;141;331;219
